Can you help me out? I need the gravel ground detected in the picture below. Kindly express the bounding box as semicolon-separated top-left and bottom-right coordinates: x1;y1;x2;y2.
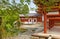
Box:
4;26;44;39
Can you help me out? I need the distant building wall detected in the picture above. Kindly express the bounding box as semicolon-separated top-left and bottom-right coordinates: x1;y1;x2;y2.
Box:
20;16;42;23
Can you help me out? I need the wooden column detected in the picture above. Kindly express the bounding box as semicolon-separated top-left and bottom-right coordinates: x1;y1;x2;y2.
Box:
44;12;47;33
59;9;60;14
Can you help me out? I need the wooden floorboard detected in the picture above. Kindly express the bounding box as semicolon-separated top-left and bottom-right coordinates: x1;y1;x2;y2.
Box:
32;26;60;39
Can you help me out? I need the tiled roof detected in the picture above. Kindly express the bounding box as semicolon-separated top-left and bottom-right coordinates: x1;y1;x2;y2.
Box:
19;13;42;17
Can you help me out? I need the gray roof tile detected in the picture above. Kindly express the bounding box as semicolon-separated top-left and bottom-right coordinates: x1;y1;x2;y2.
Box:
19;13;42;17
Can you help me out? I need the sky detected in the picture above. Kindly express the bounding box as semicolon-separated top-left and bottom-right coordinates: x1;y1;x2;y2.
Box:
15;0;37;13
29;0;36;13
15;0;36;8
10;0;36;13
29;0;36;8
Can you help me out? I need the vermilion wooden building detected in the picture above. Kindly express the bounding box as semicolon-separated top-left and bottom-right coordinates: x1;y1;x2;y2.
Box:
19;13;42;24
33;0;60;33
37;3;60;33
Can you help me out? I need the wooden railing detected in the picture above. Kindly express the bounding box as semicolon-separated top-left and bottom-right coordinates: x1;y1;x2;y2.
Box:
47;14;60;29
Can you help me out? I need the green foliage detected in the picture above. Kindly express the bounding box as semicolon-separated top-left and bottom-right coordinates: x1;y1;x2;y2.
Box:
34;0;60;12
20;0;24;4
0;0;30;38
34;0;60;6
22;4;29;14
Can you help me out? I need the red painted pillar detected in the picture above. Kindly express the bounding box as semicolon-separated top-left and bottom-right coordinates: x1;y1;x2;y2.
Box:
44;13;47;33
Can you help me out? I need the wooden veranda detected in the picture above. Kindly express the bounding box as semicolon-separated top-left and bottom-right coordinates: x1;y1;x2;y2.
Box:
37;4;60;33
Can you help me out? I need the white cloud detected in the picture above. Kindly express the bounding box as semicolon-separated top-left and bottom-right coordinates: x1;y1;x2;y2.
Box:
29;11;36;13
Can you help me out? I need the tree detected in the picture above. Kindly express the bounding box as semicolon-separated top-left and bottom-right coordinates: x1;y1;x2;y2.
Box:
0;0;30;39
34;0;60;12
